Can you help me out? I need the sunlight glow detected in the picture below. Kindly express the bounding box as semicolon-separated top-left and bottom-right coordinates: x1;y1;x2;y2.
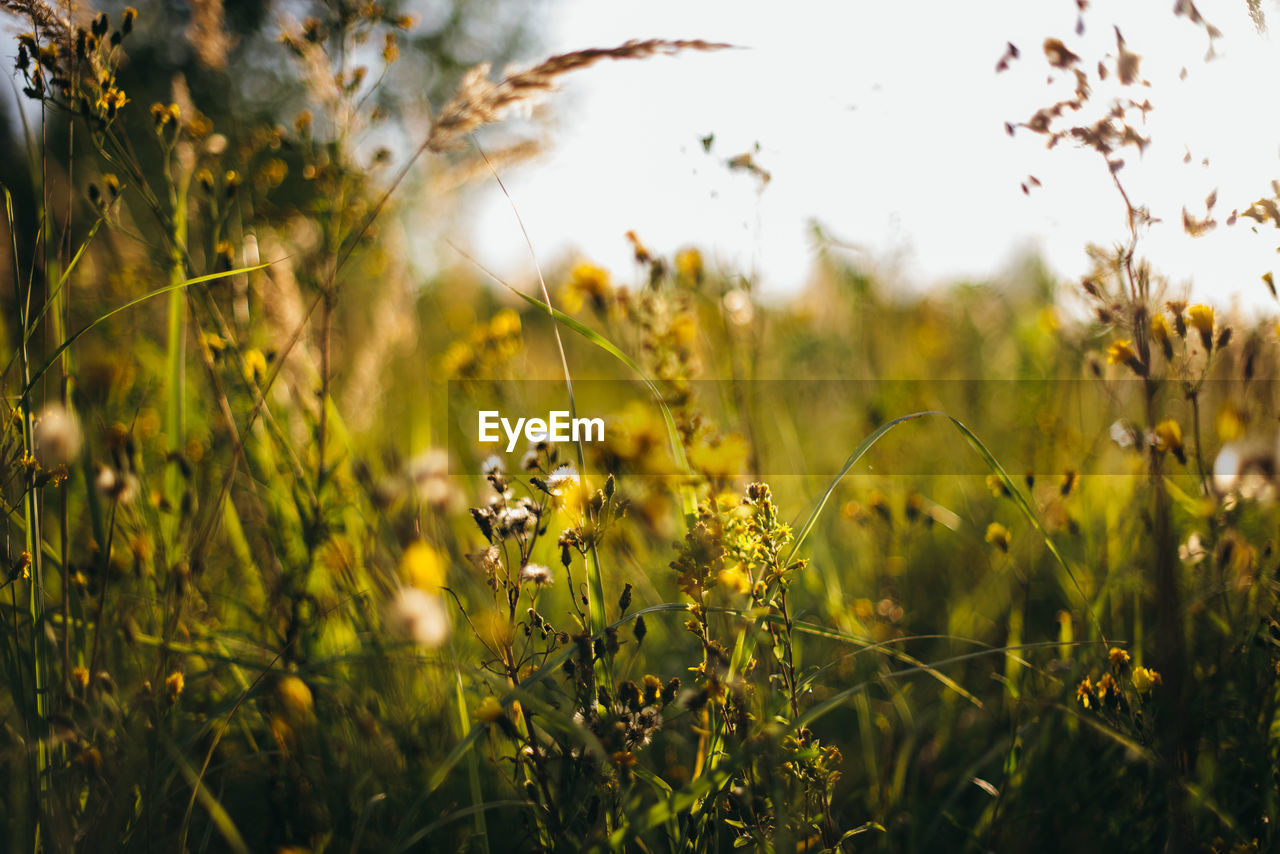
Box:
463;0;1280;308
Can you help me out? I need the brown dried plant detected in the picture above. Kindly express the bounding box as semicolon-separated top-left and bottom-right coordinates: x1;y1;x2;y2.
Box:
0;0;69;39
425;38;733;152
185;0;235;71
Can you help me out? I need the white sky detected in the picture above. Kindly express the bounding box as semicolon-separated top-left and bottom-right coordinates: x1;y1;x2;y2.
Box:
459;0;1280;308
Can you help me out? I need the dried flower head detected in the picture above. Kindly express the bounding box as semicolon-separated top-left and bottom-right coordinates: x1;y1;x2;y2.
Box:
426;39;731;152
1213;440;1277;500
546;462;579;496
519;563;553;587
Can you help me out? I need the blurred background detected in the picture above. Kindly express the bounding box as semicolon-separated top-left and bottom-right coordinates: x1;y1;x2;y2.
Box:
8;0;1279;305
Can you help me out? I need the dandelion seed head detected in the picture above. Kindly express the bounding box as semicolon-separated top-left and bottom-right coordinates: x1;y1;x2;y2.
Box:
546;462;578;495
1213;440;1276;500
386;587;450;648
34;403;82;465
519;563;553;587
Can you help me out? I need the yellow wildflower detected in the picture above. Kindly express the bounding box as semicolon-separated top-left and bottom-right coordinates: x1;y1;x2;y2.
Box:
489;308;521;339
72;666;90;692
1187;304;1214;350
716;563;752;595
1108;647;1131;669
476;696;504;723
1151;312;1173;359
1096;672;1117;704
399;541;445;592
675;248;703;283
985;522;1011;553
689;433;748;479
1076;676;1094;709
986;473;1010;498
1154;419;1186;464
1132;665;1162;693
276;675;315;726
564;262;611;313
165;671;185;701
1106;339;1145;375
243;348;268;384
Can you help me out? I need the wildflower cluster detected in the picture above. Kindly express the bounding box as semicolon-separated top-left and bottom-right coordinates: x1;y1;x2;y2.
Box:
1076;646;1162;740
442;309;524;381
16;8;138;123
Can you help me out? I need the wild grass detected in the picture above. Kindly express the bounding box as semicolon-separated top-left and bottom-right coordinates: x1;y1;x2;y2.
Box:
0;3;1278;854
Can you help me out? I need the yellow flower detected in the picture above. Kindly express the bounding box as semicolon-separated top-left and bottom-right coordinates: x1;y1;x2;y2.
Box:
95;87;128;117
165;671;185;701
1187;304;1214;350
689;433;748;479
243;348;268;384
716;563;752;595
675;248;703;283
1216;403;1244;442
1151;312;1173;359
1154;419;1186;463
1108;647;1131;669
1095;672;1117;703
276;675;315;725
1153;419;1181;451
564;262;611;313
72;666;90;692
1105;339;1133;364
201;332;227;357
986;474;1010;498
400;541;445;592
476;696;504;723
441;341;475;378
670;313;698;348
1076;676;1094;709
1132;665;1162;693
489;308;521;339
985;522;1011;553
1106;339;1146;376
195;168;214;193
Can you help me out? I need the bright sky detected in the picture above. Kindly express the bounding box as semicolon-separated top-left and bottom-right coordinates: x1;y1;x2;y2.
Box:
460;0;1280;308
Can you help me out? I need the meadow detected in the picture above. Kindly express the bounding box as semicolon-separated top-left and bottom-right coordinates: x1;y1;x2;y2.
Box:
1;2;1279;852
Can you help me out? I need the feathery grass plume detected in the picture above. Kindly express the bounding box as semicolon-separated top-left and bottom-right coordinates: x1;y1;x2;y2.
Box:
427;138;544;195
0;0;70;40
186;0;236;71
426;38;733;152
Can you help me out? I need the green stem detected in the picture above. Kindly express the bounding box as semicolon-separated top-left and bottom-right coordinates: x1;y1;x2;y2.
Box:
164;175;190;552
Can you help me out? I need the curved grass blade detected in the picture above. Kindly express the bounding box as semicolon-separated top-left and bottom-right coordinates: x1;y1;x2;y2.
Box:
160;731;250;854
0;194;102;382
395;801;533;854
502;287;691;473
784;410;1103;639
22;262;271;396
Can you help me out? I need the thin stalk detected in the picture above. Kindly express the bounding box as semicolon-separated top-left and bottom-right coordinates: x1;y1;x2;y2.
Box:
163;160;191;553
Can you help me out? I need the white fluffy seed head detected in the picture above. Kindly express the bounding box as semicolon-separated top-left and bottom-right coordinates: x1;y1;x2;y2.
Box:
386;588;451;648
34;403;83;465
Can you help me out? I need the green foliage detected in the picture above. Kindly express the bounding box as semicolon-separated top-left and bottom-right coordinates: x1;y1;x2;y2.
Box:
1;3;1279;853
